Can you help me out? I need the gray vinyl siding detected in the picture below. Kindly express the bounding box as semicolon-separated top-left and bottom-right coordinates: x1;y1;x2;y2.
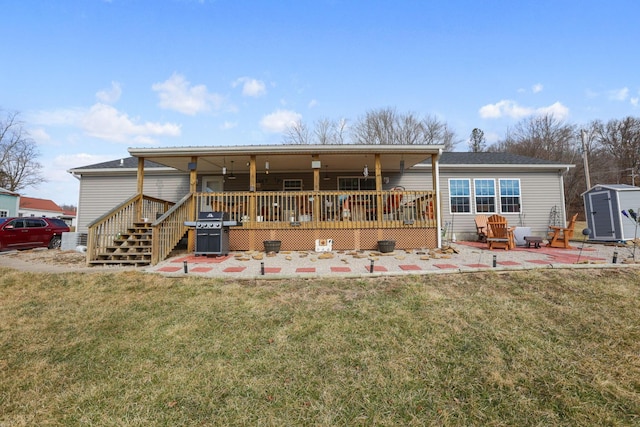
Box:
438;170;566;241
76;173;189;233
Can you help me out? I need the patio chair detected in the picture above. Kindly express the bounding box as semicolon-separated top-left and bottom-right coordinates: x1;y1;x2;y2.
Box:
474;214;489;242
486;214;515;250
547;213;578;249
383;186;404;220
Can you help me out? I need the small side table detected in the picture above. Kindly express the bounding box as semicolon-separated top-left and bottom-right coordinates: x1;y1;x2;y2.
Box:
524;236;543;248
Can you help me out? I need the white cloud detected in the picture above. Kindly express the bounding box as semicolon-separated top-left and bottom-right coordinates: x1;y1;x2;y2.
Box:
532;83;543;94
308;99;318;108
152;73;225;115
32;103;181;144
479;100;569;120
232;77;267;97
96;81;122;104
220;121;237;130
608;87;629;101
81;103;181;143
631;98;639;107
536;101;569;120
260;109;302;133
29;128;51;142
478;100;533;119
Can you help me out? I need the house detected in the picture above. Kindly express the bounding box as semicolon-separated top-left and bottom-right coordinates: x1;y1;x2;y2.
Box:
68;145;573;266
0;187;20;218
18;196;65;218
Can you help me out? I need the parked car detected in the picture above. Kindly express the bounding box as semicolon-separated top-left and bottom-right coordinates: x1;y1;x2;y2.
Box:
0;217;70;251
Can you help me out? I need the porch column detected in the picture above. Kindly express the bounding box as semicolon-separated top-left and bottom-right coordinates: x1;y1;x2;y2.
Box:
249;155;257;220
312;154;320;221
136;157;144;221
375;154;383;221
187;156;198;251
432;153;442;248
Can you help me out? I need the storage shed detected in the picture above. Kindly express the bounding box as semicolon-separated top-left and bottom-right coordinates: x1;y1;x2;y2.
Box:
582;184;640;241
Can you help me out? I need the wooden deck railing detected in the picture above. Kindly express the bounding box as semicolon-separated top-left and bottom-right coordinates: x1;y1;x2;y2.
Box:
87;190;437;266
86;194;175;264
194;189;436;229
151;194;193;265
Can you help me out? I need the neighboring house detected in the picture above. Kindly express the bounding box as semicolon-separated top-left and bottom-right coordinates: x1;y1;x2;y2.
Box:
18;196;65;218
61;208;78;229
0;187;20;218
69;145;574;266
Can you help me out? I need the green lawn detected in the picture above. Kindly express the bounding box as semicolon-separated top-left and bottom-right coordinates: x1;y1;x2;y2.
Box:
1;268;639;426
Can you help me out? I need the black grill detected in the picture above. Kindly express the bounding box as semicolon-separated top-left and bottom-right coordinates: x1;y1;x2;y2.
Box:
195;211;229;255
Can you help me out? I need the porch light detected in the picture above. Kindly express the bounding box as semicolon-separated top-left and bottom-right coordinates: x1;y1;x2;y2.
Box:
400;159;405;175
265;161;270;174
228;161;236;180
323;165;330;181
363;164;369;177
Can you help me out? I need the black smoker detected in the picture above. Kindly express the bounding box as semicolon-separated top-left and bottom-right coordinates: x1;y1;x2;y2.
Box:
194;211;230;256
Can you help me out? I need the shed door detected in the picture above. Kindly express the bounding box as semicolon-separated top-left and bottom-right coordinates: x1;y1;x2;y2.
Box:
589;191;615;239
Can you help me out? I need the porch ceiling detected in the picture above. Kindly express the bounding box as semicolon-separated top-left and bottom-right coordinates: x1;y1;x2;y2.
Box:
128;144;442;174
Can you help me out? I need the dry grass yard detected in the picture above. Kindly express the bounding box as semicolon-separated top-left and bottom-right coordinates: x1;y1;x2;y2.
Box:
1;267;639;426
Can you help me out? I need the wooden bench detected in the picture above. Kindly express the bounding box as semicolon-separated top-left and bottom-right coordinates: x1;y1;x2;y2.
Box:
524;236;543;249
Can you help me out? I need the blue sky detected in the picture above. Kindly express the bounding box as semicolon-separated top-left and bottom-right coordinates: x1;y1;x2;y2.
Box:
1;0;639;206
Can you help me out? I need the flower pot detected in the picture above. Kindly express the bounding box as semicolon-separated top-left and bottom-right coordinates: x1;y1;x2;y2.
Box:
377;240;396;253
263;240;281;253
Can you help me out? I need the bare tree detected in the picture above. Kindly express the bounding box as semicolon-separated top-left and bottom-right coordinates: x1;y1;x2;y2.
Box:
0;110;46;192
351;108;458;149
489;114;585;216
284;118;348;145
468;128;486;152
283;120;310;145
594;116;640;185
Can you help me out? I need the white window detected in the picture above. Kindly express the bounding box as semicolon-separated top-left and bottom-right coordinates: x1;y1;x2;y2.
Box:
474;179;496;213
449;179;471;213
283;179;303;191
499;179;521;213
0;210;7;218
338;177;376;191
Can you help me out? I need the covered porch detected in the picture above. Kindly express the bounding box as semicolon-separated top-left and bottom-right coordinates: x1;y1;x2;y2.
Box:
86;145;443;265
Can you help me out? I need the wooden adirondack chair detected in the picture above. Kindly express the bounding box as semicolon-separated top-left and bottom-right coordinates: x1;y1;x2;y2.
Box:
547;213;578;249
486;214;515;250
475;215;489;242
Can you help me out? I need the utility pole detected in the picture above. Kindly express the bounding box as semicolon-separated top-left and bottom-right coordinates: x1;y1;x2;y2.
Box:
626;168;637;186
581;130;591;189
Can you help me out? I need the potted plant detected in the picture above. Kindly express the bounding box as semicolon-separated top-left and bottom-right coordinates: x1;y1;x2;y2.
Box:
377;240;396;253
263;240;281;253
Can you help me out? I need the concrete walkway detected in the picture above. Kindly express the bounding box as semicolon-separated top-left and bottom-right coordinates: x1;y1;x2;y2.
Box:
145;240;637;279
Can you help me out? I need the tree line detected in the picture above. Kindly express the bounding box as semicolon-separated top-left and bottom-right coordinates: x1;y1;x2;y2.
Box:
4;106;640;218
282;107;640;217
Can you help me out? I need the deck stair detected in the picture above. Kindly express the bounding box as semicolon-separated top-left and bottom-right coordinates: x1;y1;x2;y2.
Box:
89;222;153;267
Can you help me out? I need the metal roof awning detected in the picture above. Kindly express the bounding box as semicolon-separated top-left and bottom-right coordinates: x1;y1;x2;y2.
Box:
127;144;444;174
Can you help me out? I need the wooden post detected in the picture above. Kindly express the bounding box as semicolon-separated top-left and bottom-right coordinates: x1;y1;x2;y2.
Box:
249;156;257;221
375;154;383;222
312;154;320;221
187;156;198;251
136;157;144;221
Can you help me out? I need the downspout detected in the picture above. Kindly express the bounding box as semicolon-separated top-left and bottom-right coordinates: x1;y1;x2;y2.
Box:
559;166;569;227
433;149;443;248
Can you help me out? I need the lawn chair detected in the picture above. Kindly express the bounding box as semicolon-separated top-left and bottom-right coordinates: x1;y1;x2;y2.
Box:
486;214;515;250
547;213;578;249
475;214;489;242
383;186;404;220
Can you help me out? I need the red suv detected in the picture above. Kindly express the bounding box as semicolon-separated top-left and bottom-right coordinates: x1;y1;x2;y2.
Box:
0;217;70;251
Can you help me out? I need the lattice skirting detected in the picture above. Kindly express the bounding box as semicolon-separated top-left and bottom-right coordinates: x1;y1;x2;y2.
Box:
229;228;437;251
